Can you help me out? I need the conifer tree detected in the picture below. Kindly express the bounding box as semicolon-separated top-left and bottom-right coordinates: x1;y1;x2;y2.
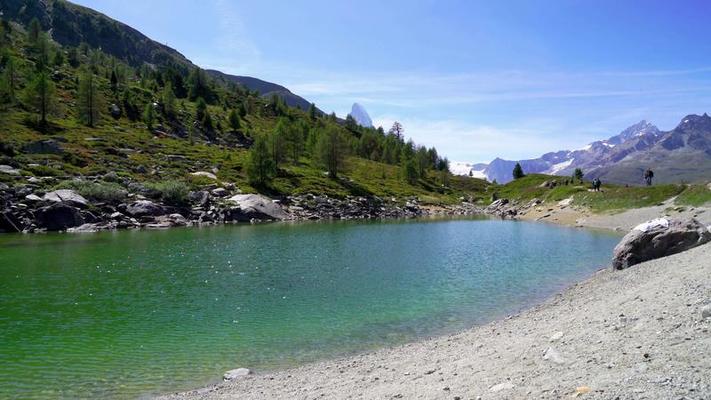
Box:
228;109;241;131
24;71;56;127
247;135;276;186
77;70;103;127
143;103;155;131
316;128;346;179
0;56;17;104
512;162;525;180
162;82;176;117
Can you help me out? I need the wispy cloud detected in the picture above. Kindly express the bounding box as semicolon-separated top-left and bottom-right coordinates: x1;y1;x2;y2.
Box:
203;0;261;72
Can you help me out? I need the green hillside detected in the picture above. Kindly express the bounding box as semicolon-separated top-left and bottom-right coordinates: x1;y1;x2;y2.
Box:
0;14;488;205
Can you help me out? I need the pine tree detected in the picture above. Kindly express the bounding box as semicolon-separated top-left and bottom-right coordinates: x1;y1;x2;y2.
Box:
143;103;155;131
512;163;525;180
228;109;241;131
27;18;41;45
187;67;213;102
388;121;404;140
77;71;103;127
247;135;276;186
401;155;419;184
0;56;17;104
24;71;56;127
162;82;176;117
316;128;346;179
308;102;317;120
110;70;119;94
573;168;584;182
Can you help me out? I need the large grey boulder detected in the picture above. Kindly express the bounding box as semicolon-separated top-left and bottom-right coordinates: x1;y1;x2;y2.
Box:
0;165;20;175
36;203;84;231
612;218;711;270
226;194;287;221
126;200;165;218
43;190;89;208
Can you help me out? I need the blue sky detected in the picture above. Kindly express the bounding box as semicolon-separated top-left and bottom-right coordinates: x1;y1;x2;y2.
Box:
74;0;711;163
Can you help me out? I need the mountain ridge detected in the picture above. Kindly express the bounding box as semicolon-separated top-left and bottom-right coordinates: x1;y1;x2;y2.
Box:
454;115;711;185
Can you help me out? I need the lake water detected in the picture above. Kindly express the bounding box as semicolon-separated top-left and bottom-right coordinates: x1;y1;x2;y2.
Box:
0;218;619;399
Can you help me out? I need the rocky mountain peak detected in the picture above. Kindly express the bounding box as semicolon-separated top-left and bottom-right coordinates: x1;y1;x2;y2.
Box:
348;103;374;128
607;120;660;145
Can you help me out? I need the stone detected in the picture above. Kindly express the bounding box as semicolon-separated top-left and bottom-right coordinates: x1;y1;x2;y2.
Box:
43;190;89;208
226;194;287;221
190;171;217;180
489;382;515;392
24;194;43;203
612;218;711;270
211;188;229;197
543;347;567;364
549;331;564;342
0;165;20;175
36;203;84;231
188;191;210;207
109;103;122;119
558;197;573;207
22;139;64;155
126;200;165;218
223;368;251;381
701;305;711;320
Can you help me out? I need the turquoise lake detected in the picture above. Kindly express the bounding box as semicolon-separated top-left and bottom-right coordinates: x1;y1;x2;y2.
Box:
0;218;619;399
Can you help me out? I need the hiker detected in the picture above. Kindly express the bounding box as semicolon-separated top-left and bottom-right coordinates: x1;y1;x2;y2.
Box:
643;169;654;186
593;178;602;192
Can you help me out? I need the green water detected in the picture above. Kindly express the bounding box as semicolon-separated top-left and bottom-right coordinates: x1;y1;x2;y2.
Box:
0;218;618;399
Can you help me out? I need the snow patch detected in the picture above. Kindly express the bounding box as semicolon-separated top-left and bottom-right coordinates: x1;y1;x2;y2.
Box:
633;218;669;233
546;158;574;174
470;169;487;179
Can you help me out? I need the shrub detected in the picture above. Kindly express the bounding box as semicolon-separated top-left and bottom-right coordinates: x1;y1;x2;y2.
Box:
147;179;190;206
56;180;128;204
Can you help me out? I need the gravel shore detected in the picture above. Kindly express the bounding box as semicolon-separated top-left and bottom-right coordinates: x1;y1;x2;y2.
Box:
160;225;711;399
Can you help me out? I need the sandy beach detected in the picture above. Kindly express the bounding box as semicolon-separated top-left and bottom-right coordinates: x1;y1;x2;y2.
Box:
159;205;711;400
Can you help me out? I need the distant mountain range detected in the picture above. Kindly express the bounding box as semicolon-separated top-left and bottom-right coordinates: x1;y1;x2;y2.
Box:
1;0;317;113
452;114;711;185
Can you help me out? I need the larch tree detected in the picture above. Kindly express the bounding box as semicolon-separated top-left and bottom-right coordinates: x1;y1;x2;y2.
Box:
77;70;103;127
24;71;56;127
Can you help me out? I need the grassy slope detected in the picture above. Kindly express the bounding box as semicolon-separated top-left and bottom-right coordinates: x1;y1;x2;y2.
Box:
488;174;710;213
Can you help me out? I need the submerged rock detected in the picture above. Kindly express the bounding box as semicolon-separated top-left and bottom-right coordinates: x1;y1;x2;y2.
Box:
612;218;711;270
223;368;251;381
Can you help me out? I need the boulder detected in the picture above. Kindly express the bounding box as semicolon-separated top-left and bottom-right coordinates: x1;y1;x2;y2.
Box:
190;171;218;180
43;190;89;208
109;103;122;119
126;200;165;218
226;194;287;221
211;187;229;197
22;139;64;155
188;191;210;207
0;165;20;175
612;218;711;270
36;203;84;231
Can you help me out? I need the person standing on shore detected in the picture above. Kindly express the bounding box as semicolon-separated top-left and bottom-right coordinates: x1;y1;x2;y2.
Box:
644;169;654;186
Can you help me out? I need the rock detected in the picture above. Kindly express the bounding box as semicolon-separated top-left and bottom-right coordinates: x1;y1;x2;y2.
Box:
223;368;251;381
43;190;89;208
24;194;43;203
211;188;229;197
558;197;573;207
489;382;515;392
188;191;210;207
543;347;567;364
702;305;711;320
190;171;218;180
36;203;84;231
549;331;564;342
612;218;711;270
226;194;287;221
22;139;64;154
0;165;20;175
126;200;165;218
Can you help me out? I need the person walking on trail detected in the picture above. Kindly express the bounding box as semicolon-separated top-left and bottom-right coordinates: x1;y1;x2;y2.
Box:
593;178;602;192
644;169;654;186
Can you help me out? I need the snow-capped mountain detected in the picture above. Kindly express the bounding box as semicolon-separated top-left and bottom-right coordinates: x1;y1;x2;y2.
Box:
348;103;374;128
452;116;711;185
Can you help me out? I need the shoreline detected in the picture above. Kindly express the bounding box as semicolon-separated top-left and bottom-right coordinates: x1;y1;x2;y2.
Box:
160;241;711;399
157;206;711;400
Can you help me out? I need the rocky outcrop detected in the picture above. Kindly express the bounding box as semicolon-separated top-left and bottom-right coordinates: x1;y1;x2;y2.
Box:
126;200;165;218
226;194;287;222
43;190;89;208
612;218;711;270
36;203;84;231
